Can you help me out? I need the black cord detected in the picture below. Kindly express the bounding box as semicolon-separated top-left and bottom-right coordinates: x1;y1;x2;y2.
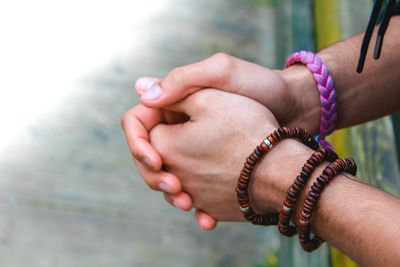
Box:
374;0;396;59
357;0;384;73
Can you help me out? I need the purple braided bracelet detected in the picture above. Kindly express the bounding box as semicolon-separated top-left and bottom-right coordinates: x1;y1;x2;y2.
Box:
284;51;337;150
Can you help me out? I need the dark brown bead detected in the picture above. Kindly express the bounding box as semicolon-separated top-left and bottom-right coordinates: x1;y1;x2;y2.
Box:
271;132;280;142
294;179;303;187
238;200;248;205
307;157;318;166
235;186;247;193
323;166;335;177
239;180;249;187
286;194;297;203
306;194;318;203
302;206;312;214
303;201;314;211
244;162;253;169
297;175;307;184
240;172;251;178
237;126;356;244
246;158;255;165
311;183;322;191
287;190;297;199
278;146;336;237
236;193;249;200
297;157;357;252
249;154;259;162
292;183;302;191
239;177;249;184
240;173;250;179
277;128;286;138
316;176;327;184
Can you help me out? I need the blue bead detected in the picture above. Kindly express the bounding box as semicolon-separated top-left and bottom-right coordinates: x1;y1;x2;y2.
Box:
263;138;272;147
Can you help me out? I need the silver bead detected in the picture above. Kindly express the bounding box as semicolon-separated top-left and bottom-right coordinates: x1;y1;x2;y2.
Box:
299;219;309;225
282;205;292;212
240;206;250;212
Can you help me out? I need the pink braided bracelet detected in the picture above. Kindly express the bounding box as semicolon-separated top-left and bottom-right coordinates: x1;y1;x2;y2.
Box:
284;51;337;150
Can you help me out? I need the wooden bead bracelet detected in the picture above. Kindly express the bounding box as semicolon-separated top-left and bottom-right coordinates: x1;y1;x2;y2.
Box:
278;147;338;237
236;126;319;226
298;158;357;252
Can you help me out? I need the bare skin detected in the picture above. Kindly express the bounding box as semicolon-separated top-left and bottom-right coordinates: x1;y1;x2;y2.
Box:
120;16;400;266
123;16;400;229
141;89;400;267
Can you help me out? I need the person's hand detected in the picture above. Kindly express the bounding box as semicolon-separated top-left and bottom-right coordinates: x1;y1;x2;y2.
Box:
136;53;318;130
123;53;320;229
121;104;196;212
148;89;283;222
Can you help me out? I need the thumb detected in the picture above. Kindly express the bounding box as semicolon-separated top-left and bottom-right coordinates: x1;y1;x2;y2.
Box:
139;53;257;108
139;53;286;111
135;77;161;96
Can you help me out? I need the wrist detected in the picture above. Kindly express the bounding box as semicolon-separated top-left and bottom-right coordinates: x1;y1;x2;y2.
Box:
278;66;320;134
250;139;314;213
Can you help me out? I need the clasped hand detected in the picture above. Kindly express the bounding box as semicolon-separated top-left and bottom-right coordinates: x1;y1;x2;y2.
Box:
122;53;317;230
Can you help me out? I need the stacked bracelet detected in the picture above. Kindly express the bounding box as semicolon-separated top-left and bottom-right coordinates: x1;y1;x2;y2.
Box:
236;126;319;226
278;147;338;237
284;51;338;150
298;158;357;252
237;126;357;253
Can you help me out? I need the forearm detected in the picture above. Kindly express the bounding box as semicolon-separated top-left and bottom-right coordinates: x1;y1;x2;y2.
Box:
253;140;400;266
319;15;400;128
281;16;400;132
305;172;400;267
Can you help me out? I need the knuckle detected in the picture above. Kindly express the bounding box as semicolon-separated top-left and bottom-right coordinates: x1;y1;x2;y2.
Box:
120;111;130;130
135;165;160;191
207;53;236;86
148;125;160;143
190;92;210;111
211;53;235;72
140;175;160;191
149;125;166;154
211;52;230;62
121;106;139;130
168;67;186;85
147;180;160;191
131;150;144;162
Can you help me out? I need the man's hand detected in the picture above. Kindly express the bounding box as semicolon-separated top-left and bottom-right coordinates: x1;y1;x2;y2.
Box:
121;104;197;211
125;54;319;229
148;89;281;221
136;53;318;130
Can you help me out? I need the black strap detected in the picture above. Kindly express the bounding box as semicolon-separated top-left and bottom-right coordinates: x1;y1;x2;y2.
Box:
357;0;396;73
374;0;396;59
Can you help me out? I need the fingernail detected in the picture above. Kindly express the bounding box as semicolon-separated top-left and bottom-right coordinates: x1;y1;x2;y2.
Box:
135;77;159;95
159;182;172;194
141;83;162;101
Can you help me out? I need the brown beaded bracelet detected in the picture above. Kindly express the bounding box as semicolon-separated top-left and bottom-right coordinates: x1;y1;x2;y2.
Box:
236;126;319;226
298;158;357;252
278;147;338;237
